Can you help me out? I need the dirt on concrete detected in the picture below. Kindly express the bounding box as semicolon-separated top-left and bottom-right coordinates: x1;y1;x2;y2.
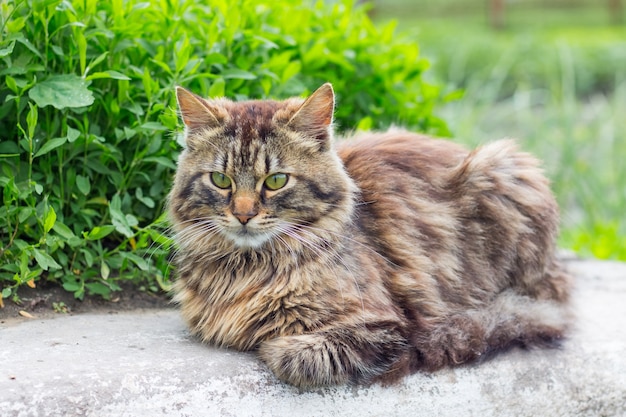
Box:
0;282;173;325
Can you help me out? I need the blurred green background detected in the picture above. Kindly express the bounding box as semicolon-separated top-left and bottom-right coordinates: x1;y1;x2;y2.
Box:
372;0;626;259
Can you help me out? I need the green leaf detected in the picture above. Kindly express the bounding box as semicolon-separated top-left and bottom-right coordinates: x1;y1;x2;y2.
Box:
222;68;257;80
87;51;109;72
50;45;64;56
281;61;301;83
85;225;116;240
28;74;95;109
122;252;149;271
356;116;373;131
19;251;29;278
205;52;228;64
18;207;35;223
85;70;131;81
0;41;15;58
142;66;154;101
208;78;225;97
67;127;81;143
34;137;67;158
125;213;138;228
43;205;57;233
74;287;85;300
62;279;81;292
52;222;77;240
148;229;173;247
85;282;111;299
143;156;177;170
76;175;91;195
2;288;12;298
5;75;18;93
81;248;94;267
33;249;62;270
139;122;167;131
135;188;155;208
109;196;134;238
15;36;43;61
76;31;87;74
101;261;110;280
26;102;37;139
0;141;20;154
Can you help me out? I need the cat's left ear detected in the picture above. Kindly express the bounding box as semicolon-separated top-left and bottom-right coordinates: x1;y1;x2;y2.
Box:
287;83;335;149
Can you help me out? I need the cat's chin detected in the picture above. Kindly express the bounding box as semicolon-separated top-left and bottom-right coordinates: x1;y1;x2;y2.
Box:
225;230;273;250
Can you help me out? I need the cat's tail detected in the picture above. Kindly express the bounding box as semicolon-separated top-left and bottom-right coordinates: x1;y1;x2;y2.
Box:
480;289;572;349
414;290;572;371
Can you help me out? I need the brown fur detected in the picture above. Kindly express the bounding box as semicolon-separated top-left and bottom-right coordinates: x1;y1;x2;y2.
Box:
168;84;572;387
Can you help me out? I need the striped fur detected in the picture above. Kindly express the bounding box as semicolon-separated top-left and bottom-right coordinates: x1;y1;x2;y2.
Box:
168;84;572;387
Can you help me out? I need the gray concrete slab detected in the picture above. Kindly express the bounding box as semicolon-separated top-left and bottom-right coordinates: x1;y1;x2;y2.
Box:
1;259;626;417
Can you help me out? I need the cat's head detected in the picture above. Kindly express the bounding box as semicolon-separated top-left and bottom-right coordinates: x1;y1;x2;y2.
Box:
168;84;356;252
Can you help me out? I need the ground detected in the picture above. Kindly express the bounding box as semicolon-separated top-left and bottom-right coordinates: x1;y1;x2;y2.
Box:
2;259;625;416
0;283;172;325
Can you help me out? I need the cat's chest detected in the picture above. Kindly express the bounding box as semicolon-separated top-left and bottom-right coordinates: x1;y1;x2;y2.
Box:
196;265;330;350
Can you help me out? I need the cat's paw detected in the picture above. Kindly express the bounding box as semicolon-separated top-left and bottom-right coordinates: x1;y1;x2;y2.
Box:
259;334;352;387
258;326;408;387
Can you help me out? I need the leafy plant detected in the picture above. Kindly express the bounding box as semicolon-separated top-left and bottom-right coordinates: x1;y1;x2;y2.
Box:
0;0;448;302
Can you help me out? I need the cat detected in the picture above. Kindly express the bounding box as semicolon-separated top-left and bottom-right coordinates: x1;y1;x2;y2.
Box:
168;83;572;387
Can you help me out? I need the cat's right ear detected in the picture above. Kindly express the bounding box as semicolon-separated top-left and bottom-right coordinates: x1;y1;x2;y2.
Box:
175;86;225;131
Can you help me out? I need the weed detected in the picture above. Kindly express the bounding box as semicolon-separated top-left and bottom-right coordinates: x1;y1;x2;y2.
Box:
52;301;69;314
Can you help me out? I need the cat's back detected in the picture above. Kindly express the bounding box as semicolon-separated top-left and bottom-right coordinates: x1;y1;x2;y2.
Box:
335;130;563;302
335;131;470;270
336;130;468;187
335;130;476;222
335;129;554;212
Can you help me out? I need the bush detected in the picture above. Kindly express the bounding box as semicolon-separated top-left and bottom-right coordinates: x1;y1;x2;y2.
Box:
0;0;448;302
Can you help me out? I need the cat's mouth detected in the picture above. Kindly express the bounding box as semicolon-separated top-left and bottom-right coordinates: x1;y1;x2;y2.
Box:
224;226;273;249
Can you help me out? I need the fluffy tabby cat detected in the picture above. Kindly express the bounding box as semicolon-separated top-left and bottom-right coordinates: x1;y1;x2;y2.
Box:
169;83;571;387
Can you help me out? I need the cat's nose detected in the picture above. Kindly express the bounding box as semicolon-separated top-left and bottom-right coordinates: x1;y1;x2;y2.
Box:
234;211;257;225
232;195;258;225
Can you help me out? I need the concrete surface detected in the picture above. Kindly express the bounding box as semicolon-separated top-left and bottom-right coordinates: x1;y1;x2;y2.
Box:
1;259;626;417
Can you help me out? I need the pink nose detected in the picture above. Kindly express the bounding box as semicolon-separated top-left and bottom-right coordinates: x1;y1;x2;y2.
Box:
233;211;257;225
232;195;258;225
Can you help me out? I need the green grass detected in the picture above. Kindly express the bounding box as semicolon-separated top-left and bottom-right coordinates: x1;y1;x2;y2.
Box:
374;0;626;28
373;1;626;260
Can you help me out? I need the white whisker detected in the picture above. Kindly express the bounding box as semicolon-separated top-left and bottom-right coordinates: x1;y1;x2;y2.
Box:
291;220;396;267
275;221;367;317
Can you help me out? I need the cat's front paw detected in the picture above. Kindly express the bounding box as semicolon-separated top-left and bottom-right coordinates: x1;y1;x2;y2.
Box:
258;326;408;387
259;334;352;387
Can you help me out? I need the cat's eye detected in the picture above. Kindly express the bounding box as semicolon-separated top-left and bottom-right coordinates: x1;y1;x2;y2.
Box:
210;172;232;189
264;173;288;191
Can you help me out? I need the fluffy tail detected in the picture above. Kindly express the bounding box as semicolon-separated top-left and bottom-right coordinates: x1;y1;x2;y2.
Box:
414;290;572;371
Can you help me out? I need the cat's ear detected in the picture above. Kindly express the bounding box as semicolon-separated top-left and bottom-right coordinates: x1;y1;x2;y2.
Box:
287;83;335;147
175;86;226;131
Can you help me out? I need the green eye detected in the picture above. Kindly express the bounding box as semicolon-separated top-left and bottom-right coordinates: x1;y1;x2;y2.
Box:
264;173;288;191
210;172;232;189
